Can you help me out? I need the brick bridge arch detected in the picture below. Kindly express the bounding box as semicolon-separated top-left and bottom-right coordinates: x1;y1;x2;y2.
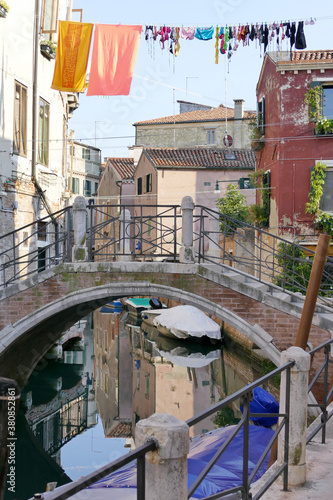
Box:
0;261;332;387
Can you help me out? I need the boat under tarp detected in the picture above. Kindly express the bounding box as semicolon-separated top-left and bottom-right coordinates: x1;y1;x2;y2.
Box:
153;305;221;341
85;424;273;499
154;334;221;368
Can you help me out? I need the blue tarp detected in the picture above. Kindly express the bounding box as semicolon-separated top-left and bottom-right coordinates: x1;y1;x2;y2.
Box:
87;425;274;498
244;387;279;427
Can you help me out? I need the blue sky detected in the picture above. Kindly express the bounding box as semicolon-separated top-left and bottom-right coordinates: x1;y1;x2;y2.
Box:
70;0;333;159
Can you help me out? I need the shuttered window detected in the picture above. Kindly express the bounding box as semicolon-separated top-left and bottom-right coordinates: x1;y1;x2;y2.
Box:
13;82;27;156
38;98;50;166
41;0;59;34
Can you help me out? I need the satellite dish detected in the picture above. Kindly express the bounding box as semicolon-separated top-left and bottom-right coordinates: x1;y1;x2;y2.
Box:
223;135;233;147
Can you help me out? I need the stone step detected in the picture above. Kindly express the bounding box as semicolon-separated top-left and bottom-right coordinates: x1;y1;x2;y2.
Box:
222;271;246;283
271;291;293;303
244;279;268;292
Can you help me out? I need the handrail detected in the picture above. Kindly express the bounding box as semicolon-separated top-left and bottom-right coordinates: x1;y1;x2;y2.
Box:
37;440;157;500
186;361;294;500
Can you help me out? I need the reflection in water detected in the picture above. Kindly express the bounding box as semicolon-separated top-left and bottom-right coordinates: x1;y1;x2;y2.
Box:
5;305;270;498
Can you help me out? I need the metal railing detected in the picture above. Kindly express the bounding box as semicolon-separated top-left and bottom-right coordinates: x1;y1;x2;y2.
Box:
307;338;333;444
195;205;333;306
86;203;182;262
0;207;71;288
40;440;157;500
185;362;294;500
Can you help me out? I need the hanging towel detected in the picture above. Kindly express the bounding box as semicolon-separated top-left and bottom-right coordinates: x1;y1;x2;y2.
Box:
295;21;307;49
181;27;196;40
86;24;142;96
51;21;93;92
195;27;214;40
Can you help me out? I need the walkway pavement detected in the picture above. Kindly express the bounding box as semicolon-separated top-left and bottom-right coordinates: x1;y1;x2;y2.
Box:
252;403;333;500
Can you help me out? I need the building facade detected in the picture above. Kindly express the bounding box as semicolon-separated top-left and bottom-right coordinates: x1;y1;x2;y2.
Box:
134;99;255;150
67;140;101;202
256;50;333;241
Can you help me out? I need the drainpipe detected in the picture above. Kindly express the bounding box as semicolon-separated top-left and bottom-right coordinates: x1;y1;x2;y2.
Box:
32;0;40;180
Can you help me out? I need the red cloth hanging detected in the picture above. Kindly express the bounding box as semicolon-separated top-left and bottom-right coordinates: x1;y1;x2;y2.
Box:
87;24;142;96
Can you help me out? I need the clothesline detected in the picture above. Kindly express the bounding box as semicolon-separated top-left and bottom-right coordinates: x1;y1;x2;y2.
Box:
51;17;314;97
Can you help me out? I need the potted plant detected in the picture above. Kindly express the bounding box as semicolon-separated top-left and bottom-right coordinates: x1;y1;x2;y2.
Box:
40;39;56;59
315;211;333;235
0;1;9;17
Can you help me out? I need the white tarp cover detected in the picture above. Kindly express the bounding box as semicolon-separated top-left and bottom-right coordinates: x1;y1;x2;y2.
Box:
156;346;221;367
153;305;221;340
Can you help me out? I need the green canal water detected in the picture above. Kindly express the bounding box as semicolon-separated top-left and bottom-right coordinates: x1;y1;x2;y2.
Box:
3;308;272;500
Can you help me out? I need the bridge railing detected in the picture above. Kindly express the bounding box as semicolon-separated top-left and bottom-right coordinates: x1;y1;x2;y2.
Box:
86;203;182;262
194;205;333;306
0;207;71;288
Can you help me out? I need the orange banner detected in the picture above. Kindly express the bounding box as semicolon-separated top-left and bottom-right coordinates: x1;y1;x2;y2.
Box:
86;24;142;96
52;21;93;93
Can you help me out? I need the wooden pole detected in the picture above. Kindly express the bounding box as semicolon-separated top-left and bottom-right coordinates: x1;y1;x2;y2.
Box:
295;233;330;349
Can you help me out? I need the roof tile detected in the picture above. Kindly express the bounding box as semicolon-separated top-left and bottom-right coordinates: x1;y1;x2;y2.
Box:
134;106;255;126
107;158;135;179
144;147;255;170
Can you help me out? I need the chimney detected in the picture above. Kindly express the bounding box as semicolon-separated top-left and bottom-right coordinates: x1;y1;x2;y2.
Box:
234;99;244;119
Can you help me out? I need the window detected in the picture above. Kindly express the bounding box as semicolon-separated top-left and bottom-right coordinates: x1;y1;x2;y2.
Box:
323;86;333;119
38;98;50;166
70;145;75;157
83;179;91;197
41;0;59;33
13;81;27;156
320;169;333;211
145;376;150;398
72;177;79;194
137;177;142;195
257;97;265;134
204;182;211;186
207;129;215;144
82;148;90;160
37;221;47;241
146;173;152;193
94;182;99;195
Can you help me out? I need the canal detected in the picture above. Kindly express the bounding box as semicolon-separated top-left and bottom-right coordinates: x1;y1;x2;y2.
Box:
4;304;275;499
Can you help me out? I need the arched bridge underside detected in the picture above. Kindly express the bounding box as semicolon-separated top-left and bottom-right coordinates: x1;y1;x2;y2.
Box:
1;261;332;387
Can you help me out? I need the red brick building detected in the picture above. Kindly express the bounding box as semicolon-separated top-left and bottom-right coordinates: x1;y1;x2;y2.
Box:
256;50;333;242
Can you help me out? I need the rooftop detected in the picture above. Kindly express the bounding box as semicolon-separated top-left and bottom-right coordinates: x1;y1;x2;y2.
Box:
134;105;255;126
143;147;256;170
106;158;135;179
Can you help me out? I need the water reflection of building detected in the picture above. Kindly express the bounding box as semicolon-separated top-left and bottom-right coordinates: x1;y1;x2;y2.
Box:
93;308;133;437
22;314;98;461
128;324;221;437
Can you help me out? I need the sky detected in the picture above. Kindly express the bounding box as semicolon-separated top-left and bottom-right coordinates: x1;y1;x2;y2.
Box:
70;0;333;160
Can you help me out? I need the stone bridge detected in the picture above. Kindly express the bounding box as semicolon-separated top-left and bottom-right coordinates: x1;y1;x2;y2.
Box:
1;260;333;388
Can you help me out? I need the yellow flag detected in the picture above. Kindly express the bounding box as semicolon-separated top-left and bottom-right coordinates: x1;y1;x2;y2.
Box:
52;21;93;93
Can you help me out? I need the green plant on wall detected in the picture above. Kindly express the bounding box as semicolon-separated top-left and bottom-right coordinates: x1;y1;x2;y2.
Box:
248;118;265;151
306;162;326;215
273;242;312;294
305;161;333;235
304;86;323;122
217;183;249;233
247;170;270;227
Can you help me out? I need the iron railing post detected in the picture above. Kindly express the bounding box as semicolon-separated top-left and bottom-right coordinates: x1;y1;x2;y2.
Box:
283;365;291;491
242;392;250;499
137;455;145;500
321;345;330;444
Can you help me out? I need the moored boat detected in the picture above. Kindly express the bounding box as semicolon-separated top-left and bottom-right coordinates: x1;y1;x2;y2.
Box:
153;305;221;342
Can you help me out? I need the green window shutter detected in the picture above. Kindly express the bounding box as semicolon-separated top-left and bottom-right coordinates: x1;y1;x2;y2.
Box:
239;178;245;189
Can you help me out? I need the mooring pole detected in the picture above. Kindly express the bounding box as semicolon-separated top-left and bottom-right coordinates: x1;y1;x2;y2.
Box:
294;233;330;349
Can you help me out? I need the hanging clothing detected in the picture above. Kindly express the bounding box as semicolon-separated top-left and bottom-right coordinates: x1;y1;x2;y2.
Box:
195;27;214;40
181;26;196;40
295;21;307;49
215;26;219;63
52;21;93;93
86;24;142;96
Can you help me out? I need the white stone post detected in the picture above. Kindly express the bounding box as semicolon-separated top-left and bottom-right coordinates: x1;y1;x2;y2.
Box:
135;413;189;500
180;196;195;263
206;214;220;262
72;196;87;262
278;346;311;486
118;208;131;261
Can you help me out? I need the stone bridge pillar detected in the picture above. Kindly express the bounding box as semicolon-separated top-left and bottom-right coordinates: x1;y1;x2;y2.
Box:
118;209;131;261
180;196;195;263
135;413;189;500
72;196;87;262
278;346;310;486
